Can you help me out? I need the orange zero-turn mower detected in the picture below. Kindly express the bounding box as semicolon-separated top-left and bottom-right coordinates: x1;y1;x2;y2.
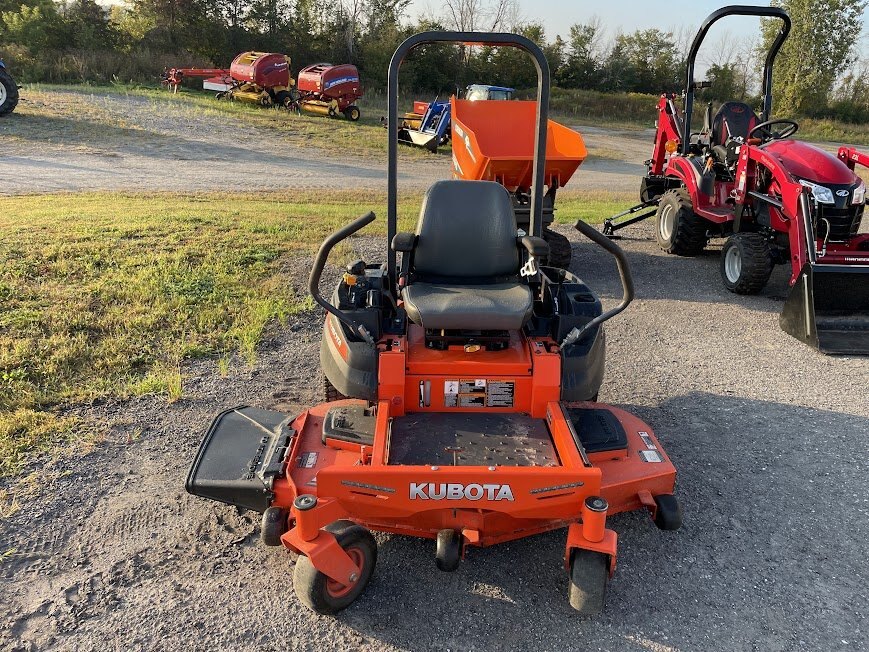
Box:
186;32;682;616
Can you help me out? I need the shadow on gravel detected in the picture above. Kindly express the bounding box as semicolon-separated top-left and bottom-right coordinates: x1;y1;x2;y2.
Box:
337;393;868;652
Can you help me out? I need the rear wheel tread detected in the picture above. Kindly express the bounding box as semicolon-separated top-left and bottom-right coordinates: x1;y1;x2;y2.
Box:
542;228;572;269
655;188;708;256
0;69;20;116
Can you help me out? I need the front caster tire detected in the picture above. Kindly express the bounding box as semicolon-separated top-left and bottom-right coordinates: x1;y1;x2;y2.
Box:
435;529;462;572
720;232;774;294
653;494;683;531
261;507;289;546
655;189;708;256
293;521;377;614
542;228;572;269
568;548;609;615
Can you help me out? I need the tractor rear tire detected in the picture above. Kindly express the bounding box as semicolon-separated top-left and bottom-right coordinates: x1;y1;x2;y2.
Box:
0;69;19;116
655;189;708;256
568;548;609;615
293;521;377;614
324;375;347;402
720;232;774;295
543;228;572;269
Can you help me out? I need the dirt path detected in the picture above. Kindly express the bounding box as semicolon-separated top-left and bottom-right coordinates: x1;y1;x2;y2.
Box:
1;89;649;195
1;224;867;652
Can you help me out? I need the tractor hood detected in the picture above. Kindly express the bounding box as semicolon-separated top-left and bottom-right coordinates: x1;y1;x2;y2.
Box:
763;140;858;186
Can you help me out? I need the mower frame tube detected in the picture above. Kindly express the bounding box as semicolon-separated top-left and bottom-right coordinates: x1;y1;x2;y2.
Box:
386;31;551;279
308;211;377;344
560;221;634;348
681;5;790;156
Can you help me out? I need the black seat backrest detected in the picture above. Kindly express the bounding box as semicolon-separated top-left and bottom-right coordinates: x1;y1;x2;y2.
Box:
413;180;519;280
711;102;759;145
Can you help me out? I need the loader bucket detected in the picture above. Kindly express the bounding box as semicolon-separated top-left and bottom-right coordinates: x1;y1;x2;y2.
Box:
397;127;439;152
779;263;869;355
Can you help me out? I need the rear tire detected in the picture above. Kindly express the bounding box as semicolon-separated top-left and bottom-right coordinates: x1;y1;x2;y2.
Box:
655;189;708;256
568;548;609;615
0;69;19;116
324;375;347;402
720;232;774;295
344;105;361;121
653;494;683;531
293;521;377;614
543;228;572;269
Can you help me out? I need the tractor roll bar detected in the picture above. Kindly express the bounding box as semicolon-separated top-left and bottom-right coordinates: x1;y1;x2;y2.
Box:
682;5;791;155
560;220;635;349
387;31;551;279
308;211;377;345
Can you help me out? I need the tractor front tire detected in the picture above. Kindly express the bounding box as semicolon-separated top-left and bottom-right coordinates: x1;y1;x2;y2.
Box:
543;228;572;269
568;548;609;615
0;69;19;116
655;189;708;256
720;232;774;295
293;521;377;614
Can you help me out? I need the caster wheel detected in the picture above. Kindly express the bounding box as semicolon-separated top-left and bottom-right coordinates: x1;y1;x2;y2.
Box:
435;529;462;572
260;506;289;546
653;494;683;531
568;548;609;615
293;521;377;614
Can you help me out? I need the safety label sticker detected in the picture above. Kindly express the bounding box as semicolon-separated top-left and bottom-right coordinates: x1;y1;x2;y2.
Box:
444;379;514;408
638;431;657;450
639;450;663;463
298;452;319;468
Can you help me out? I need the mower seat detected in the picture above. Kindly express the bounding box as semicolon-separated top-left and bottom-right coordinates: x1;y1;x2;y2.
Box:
396;180;533;331
711;101;759;145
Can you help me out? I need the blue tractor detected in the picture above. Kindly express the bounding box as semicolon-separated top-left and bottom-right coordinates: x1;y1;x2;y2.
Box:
0;61;19;116
397;84;515;152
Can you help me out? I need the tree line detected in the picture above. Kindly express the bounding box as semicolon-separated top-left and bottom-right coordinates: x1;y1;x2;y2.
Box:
1;0;867;121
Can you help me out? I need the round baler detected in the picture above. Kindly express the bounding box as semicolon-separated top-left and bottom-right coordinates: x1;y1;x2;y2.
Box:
294;63;363;121
223;52;294;107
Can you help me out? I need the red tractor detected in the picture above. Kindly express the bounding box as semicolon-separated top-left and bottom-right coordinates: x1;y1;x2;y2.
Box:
603;5;869;355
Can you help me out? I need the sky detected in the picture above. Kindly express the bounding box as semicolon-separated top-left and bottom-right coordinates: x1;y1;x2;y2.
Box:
408;0;869;60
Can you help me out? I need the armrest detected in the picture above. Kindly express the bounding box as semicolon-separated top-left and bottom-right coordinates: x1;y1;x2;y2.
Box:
518;235;549;259
391;232;416;252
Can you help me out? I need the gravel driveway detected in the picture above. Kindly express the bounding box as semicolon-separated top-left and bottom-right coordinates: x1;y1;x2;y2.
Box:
1;89;649;196
1;221;867;651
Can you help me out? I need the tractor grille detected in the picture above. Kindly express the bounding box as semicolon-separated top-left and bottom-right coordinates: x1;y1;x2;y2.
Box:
817;204;864;241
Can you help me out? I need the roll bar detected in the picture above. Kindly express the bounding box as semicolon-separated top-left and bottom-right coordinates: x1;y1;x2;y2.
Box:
387;31;551;279
681;5;791;155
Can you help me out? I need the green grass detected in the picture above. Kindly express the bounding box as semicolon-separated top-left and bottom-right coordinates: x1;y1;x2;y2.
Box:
0;190;628;480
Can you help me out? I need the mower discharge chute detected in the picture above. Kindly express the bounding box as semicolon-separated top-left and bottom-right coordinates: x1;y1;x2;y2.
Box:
604;5;869;355
186;31;682;616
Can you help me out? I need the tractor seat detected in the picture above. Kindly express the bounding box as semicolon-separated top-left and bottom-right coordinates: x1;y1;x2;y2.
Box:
393;180;535;331
711;101;760;145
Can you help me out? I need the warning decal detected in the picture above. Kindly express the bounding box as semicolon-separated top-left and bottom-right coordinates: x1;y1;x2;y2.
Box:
444;379;514;408
639;450;663;463
638;431;657;450
298;452;319;468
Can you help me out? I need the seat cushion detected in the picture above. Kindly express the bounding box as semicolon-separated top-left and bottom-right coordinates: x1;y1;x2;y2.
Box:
403;282;533;331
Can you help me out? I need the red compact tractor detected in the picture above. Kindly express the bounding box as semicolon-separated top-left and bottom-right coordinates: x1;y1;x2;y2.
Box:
186;32;682;617
603;5;869;355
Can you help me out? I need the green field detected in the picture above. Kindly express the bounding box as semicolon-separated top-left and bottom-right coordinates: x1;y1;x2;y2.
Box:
0;190;631;483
